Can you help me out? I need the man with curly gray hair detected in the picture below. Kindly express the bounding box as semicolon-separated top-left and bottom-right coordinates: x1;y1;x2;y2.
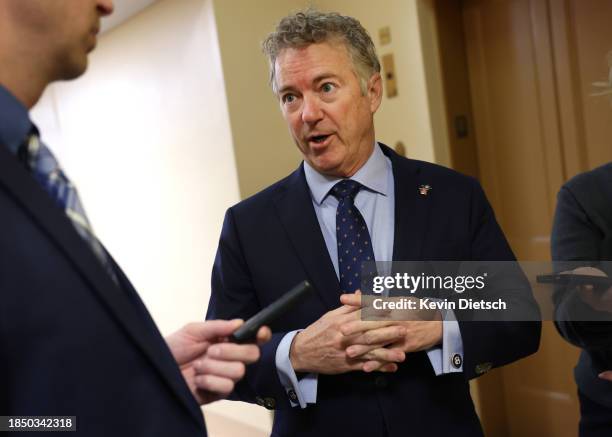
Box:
207;9;540;437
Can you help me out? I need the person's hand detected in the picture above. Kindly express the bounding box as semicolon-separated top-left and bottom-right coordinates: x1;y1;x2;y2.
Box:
166;320;271;405
289;302;406;375
564;267;612;313
339;293;443;372
598;371;612;382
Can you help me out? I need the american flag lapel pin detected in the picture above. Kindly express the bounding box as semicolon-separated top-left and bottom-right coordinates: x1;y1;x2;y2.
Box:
418;184;432;196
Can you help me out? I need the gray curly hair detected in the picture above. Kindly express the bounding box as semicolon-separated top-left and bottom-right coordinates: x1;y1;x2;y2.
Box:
262;9;381;95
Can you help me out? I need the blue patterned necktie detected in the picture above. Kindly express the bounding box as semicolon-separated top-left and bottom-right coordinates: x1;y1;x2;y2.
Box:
24;133;118;284
331;180;376;293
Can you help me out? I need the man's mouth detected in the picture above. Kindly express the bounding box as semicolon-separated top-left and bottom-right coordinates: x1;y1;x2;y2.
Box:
308;134;332;145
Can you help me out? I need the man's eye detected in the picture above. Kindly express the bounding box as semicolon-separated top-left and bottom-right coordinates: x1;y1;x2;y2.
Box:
282;94;296;104
321;83;335;93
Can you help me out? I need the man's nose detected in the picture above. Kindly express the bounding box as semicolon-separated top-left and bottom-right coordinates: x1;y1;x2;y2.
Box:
301;95;323;124
97;0;114;16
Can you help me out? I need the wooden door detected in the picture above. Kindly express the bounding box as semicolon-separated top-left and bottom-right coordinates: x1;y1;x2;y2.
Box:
547;0;612;177
435;0;612;435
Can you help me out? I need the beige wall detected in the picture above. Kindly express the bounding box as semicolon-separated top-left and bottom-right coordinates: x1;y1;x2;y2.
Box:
32;0;235;336
416;0;452;167
214;0;450;198
212;0;308;199
30;0;270;434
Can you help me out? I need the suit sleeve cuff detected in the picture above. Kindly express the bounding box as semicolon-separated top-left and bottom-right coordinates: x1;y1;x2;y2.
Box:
427;310;464;375
275;330;318;408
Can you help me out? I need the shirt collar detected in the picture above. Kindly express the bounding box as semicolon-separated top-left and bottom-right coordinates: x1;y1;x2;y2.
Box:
0;84;33;155
304;142;390;205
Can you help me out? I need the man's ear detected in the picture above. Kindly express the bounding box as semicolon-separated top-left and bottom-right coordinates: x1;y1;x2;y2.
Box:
367;73;383;113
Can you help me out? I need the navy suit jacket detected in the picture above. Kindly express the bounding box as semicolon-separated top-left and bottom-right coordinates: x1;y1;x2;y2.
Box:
552;162;612;407
0;145;206;436
208;145;540;437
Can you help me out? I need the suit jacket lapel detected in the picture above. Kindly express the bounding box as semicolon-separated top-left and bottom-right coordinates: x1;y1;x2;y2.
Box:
0;147;203;427
380;145;432;261
272;165;342;310
107;255;205;426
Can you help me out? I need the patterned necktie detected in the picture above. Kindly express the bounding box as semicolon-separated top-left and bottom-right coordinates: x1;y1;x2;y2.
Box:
331;180;376;293
24;133;118;284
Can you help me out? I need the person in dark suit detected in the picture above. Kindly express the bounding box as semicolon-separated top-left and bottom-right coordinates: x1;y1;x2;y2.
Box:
552;162;612;437
0;1;269;435
205;10;541;437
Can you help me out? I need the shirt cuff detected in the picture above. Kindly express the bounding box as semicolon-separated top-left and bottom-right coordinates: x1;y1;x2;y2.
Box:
275;330;318;408
426;309;464;375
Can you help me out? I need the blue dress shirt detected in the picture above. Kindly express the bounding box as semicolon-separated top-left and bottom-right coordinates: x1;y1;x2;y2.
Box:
0;85;33;156
275;143;465;408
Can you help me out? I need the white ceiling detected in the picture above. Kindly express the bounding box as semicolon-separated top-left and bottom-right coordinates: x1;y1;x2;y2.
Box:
101;0;159;33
